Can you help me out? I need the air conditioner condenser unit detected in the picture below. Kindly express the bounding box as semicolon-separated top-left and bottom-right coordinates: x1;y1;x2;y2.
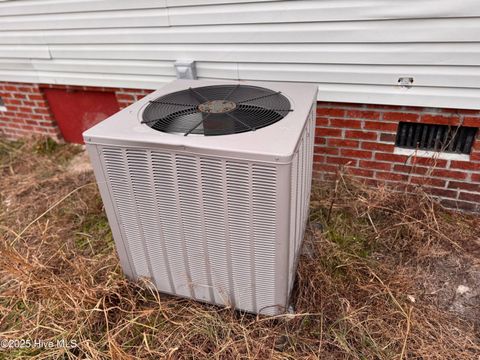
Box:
84;79;318;315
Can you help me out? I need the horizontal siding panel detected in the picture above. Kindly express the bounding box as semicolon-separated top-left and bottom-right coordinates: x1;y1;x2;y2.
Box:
0;45;50;59
0;9;169;31
2;1;480;31
196;62;239;79
0;59;230;80
3;68;479;110
168;0;480;26
0;0;480;109
35;71;172;89
30;59;175;77
0;70;170;88
0;70;39;83
1;18;480;45
2;0;479;21
0;0;279;16
166;0;280;7
0;59;35;70
2;60;479;89
0;0;166;16
316;83;480;110
237;63;480;89
47;43;480;66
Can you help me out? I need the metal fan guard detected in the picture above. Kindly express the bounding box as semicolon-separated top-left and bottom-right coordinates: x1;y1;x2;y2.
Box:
142;84;292;136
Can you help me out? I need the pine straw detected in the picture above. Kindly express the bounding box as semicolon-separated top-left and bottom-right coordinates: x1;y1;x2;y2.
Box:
0;137;479;359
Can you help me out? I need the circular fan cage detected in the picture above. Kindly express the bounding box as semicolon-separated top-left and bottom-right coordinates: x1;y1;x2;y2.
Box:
141;84;292;136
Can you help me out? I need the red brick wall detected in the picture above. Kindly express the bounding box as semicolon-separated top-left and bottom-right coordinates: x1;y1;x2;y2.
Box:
40;84;153;110
115;88;153;109
0;82;60;139
314;102;480;212
1;80;479;211
0;82;153;140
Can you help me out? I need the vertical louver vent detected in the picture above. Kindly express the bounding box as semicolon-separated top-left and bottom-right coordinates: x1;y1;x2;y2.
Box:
100;147;280;314
395;122;477;155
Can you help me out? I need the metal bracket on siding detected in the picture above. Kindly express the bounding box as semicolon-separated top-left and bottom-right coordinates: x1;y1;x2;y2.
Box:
398;77;414;89
175;60;197;80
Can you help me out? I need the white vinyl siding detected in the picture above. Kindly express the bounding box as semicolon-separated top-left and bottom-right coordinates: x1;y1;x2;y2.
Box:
1;0;480;109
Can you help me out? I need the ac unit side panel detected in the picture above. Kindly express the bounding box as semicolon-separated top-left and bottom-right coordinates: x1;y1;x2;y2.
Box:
301;103;315;242
93;146;292;314
271;161;292;314
287;103;316;295
288;149;299;295
305;103;316;236
86;144;136;280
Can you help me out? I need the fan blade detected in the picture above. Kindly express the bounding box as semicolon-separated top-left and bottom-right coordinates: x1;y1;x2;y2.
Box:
141;106;199;124
184;113;212;136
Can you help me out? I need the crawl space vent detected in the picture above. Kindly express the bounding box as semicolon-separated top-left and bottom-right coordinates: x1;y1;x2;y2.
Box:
395;122;477;155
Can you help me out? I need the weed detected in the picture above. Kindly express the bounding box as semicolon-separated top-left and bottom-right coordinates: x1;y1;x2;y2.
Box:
0;137;479;359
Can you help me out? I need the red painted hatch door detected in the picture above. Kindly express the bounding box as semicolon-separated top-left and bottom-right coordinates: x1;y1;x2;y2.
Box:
44;88;120;144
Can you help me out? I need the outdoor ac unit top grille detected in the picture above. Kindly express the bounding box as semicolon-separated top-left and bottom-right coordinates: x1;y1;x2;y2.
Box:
142;84;292;136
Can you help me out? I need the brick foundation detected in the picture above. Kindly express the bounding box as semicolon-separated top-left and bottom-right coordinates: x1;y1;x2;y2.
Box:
0;82;60;139
38;84;152;111
0;82;153;140
115;87;153;110
0;80;479;211
314;102;480;212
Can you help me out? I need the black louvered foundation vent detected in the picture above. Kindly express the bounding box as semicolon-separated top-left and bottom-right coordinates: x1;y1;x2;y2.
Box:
395;122;478;155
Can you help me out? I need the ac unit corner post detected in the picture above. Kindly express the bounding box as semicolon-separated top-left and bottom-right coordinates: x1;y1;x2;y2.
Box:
83;79;317;315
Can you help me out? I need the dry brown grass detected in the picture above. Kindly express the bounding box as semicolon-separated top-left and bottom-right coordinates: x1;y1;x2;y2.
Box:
0;137;479;359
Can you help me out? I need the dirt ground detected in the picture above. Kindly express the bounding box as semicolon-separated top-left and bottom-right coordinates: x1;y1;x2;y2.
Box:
0;137;479;359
